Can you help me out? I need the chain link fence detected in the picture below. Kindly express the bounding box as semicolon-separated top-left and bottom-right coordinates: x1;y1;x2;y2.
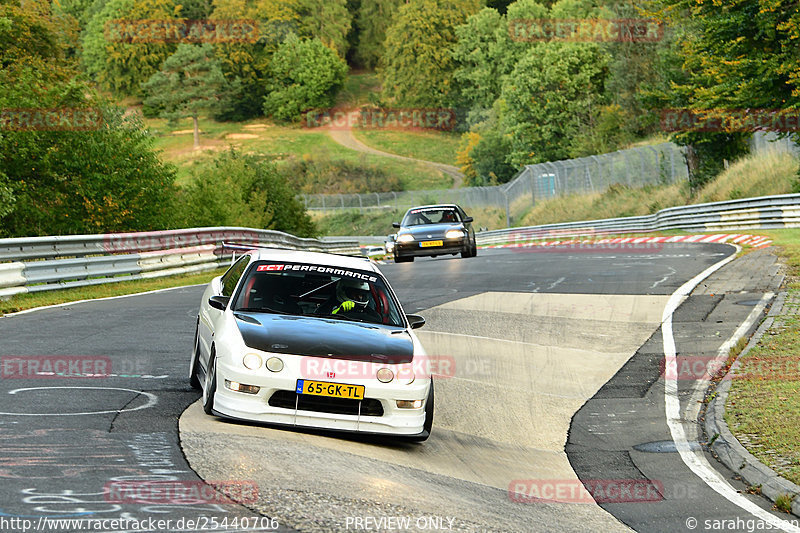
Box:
750;131;800;156
301;142;688;224
301;133;799;224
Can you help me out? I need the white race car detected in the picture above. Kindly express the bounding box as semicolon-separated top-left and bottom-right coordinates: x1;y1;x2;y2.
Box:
190;247;434;440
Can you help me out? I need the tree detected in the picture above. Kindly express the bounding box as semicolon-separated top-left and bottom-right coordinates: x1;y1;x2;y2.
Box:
452;7;515;119
0;3;177;236
500;42;610;166
646;0;800;188
208;0;351;119
354;0;402;68
381;0;481;107
81;0;178;96
142;44;229;150
263;34;347;122
296;0;351;59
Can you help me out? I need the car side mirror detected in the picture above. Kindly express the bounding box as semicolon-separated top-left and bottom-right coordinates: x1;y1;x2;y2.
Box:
392;222;401;228
463;216;473;223
387;234;396;241
406;314;425;329
209;295;230;311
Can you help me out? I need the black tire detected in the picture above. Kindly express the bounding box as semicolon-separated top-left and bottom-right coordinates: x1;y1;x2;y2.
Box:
202;350;217;415
460;247;470;258
471;240;478;257
189;322;202;389
407;379;434;442
394;254;414;263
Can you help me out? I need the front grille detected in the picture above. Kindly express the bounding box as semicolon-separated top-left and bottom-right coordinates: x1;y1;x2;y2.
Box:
268;390;384;417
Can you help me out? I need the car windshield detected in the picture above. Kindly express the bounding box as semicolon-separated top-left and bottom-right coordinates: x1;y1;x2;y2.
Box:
232;261;404;327
402;208;460;226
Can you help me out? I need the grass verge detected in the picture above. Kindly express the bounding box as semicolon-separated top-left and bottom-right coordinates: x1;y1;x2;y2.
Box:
725;228;800;487
0;268;227;316
351;128;462;166
147;115;452;190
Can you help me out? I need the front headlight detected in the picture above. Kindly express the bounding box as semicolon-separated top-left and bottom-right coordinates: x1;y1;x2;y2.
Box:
445;229;465;239
243;353;262;370
376;368;394;383
385;241;395;252
397;234;415;243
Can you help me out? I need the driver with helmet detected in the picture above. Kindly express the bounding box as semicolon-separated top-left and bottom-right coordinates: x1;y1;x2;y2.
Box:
319;278;381;322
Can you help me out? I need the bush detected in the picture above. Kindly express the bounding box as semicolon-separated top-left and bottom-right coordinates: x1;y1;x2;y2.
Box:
176;150;316;237
281;155;403;194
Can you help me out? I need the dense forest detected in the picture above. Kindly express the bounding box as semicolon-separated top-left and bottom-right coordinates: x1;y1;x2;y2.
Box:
1;0;798;236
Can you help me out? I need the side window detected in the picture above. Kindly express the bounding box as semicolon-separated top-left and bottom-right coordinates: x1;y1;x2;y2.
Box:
221;255;250;297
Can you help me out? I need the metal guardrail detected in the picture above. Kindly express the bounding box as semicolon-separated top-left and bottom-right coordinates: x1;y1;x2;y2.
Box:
475;193;800;244
0;227;360;298
346;193;800;248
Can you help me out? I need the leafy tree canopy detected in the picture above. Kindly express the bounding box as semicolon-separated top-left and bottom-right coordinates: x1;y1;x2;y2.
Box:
381;0;481;107
263;33;348;122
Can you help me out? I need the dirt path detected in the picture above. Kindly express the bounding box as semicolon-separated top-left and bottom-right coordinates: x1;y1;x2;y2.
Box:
327;128;464;189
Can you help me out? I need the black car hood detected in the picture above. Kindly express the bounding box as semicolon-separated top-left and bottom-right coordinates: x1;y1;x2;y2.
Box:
234;313;414;363
400;223;463;238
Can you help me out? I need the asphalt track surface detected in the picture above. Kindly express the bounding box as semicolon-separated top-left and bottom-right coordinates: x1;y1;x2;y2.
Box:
0;244;794;532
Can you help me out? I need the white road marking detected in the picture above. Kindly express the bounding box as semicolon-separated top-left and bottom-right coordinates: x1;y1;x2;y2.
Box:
0;386;158;416
662;247;800;532
2;283;206;317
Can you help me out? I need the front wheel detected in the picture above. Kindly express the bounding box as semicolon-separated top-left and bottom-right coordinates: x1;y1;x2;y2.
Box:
407;379;434;442
202;351;217;415
189;322;202;389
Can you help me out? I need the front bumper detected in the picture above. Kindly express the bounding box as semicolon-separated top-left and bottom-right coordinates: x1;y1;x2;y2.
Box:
211;354;430;436
395;238;467;257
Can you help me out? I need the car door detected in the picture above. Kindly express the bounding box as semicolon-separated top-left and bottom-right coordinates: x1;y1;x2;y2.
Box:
458;206;474;241
198;254;250;367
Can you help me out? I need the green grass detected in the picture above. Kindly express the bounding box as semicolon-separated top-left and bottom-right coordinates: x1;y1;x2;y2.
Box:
352;129;462;166
0;268;227;315
724;228;800;487
513;150;798;228
311;206;508;237
515;182;691;228
147;115;452;190
335;71;381;107
694;151;799;203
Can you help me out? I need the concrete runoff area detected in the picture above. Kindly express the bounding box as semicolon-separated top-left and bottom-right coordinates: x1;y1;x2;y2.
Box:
180;291;674;532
